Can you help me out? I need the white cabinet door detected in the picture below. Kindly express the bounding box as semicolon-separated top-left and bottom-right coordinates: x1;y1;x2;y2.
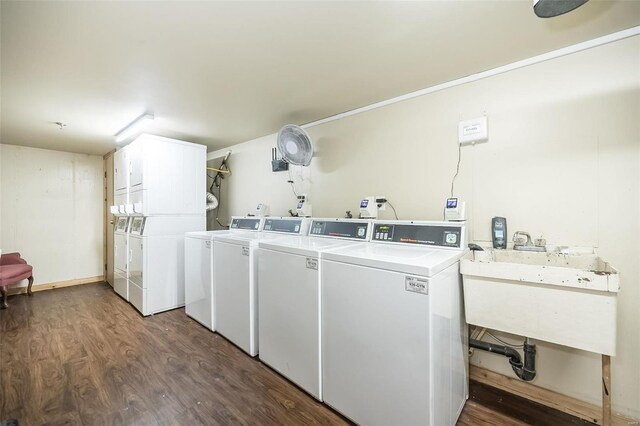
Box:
114;149;128;191
129;143;144;189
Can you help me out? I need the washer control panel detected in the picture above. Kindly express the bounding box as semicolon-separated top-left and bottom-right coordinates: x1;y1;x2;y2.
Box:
263;218;306;235
230;218;262;231
309;220;370;240
372;222;463;248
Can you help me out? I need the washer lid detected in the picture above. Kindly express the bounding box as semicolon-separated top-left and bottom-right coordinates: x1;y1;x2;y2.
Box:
322;243;467;277
213;232;290;247
185;230;228;240
258;236;367;257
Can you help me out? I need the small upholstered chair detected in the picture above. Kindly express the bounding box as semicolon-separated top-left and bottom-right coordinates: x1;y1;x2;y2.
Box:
0;252;34;309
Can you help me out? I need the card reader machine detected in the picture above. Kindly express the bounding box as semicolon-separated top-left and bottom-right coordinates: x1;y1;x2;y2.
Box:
444;198;466;221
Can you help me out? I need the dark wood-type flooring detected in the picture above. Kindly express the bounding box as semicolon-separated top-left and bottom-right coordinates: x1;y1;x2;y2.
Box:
1;282;593;425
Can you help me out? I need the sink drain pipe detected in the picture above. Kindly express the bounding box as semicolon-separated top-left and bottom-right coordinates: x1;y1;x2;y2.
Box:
469;338;537;381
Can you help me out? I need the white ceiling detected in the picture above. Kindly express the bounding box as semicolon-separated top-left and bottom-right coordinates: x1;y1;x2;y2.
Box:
1;1;639;155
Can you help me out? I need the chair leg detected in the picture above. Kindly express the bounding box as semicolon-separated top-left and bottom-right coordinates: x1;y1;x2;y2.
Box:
0;286;7;309
27;276;34;296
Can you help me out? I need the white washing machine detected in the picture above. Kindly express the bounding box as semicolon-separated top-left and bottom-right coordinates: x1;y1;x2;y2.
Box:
321;220;468;426
257;218;372;400
212;217;311;356
184;216;263;330
113;215;131;300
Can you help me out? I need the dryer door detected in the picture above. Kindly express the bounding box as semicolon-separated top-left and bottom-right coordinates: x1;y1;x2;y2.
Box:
114;233;128;274
129;236;144;288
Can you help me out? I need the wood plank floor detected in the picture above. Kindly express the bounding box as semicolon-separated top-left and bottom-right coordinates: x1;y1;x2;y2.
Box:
1;282;593;426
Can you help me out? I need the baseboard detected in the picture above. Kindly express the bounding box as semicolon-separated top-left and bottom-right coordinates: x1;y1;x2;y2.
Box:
7;276;104;295
469;365;639;426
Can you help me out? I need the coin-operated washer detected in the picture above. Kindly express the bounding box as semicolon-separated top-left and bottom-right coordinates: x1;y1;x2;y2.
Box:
211;217;311;356
256;218;372;400
321;220;468;426
184;217;263;331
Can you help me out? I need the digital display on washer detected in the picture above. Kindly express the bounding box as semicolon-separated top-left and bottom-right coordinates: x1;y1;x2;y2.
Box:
115;217;129;232
263;219;303;234
130;217;146;235
309;221;368;239
230;218;261;230
373;223;462;248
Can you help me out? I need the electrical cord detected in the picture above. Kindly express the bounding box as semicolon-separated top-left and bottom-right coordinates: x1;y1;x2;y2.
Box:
386;200;399;220
287;167;299;199
214;181;228;229
450;142;461;198
208;157;231;229
486;331;524;348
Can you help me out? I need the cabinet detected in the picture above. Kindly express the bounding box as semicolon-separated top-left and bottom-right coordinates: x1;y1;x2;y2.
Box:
114;149;128;191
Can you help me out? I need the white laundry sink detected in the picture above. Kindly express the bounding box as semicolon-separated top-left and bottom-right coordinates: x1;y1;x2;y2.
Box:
460;248;619;355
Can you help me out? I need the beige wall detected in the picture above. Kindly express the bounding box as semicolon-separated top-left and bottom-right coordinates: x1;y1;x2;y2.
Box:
0;144;104;286
209;36;640;417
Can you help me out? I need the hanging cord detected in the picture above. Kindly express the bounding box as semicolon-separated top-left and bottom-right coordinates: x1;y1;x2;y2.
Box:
215;183;227;229
287;166;299;199
386;200;399;220
486;331;524;348
208;156;231;229
450;142;461;198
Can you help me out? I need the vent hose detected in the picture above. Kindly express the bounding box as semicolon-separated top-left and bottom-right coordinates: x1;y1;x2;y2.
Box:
206;192;219;211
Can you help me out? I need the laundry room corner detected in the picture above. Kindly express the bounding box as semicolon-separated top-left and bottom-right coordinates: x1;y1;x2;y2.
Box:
207;35;640;420
0;144;105;291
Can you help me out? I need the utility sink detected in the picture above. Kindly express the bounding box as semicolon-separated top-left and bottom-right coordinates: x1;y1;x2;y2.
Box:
461;248;619;355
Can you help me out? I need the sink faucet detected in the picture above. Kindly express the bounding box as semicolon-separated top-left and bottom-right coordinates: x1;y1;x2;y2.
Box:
513;231;532;246
513;231;546;252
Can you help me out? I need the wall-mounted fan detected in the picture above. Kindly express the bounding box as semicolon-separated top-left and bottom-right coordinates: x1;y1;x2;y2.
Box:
277;124;313;166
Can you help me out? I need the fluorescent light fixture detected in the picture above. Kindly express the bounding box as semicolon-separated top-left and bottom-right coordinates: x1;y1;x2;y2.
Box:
114;113;154;143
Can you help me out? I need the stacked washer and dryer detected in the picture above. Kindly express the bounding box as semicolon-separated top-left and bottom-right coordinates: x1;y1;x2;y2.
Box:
111;133;206;316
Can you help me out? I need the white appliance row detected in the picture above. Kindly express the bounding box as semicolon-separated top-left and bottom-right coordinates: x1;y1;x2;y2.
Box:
112;133;206;316
184;216;468;426
185;216;311;354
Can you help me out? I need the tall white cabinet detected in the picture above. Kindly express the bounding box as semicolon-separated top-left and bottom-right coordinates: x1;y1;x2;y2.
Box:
111;134;206;316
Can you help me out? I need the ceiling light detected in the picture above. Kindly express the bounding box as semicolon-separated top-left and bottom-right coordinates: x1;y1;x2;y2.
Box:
114;113;154;143
533;0;589;18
